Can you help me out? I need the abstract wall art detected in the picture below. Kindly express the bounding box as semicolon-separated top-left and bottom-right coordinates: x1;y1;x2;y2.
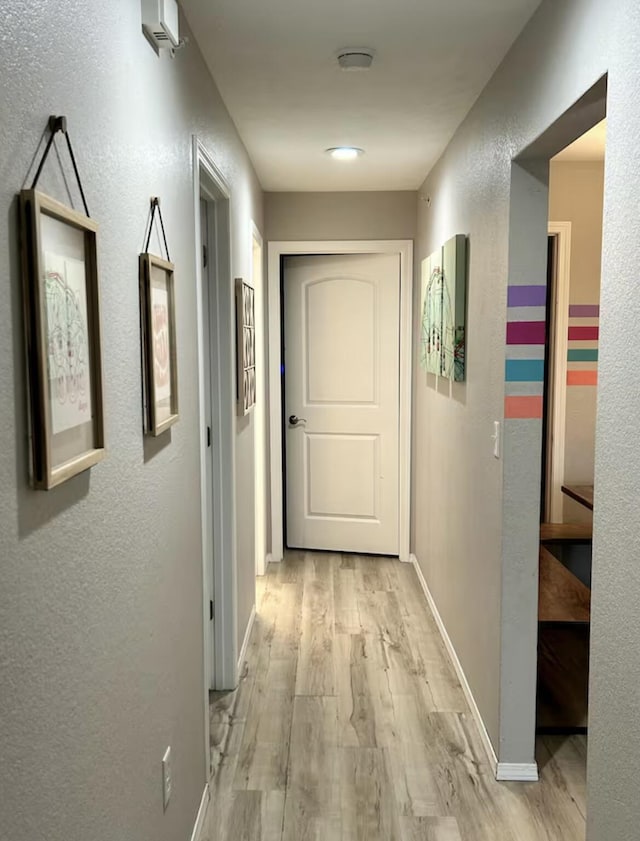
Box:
236;278;256;415
420;234;467;381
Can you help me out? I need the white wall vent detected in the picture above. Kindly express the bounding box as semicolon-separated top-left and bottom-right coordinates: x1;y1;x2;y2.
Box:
142;0;180;50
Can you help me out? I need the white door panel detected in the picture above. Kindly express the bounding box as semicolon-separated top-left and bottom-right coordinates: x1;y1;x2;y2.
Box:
284;253;400;555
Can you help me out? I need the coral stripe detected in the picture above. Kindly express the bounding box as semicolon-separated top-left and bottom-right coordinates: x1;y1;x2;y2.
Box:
567;370;598;386
504;395;544;419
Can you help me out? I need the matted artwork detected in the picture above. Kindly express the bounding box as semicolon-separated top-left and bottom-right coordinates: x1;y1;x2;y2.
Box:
420;234;467;381
20;189;105;489
140;253;179;435
236;278;256;415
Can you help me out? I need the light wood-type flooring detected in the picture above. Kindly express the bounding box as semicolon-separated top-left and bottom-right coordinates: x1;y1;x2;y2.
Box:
205;552;587;841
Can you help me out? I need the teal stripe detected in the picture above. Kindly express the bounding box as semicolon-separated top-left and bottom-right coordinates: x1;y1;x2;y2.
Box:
568;349;598;362
505;359;545;382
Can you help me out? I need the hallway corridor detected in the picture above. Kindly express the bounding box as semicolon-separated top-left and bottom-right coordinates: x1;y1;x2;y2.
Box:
206;553;586;841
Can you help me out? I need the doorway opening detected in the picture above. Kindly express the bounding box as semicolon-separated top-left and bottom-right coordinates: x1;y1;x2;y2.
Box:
193;138;238;775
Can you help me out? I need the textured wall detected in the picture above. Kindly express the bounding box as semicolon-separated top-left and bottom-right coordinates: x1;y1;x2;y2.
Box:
412;0;614;764
587;2;640;838
0;4;262;841
549;160;604;523
264;191;417;242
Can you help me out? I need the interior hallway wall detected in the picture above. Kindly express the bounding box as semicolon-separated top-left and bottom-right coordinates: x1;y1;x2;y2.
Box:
411;0;616;770
549;160;604;523
0;4;262;841
264;191;417;242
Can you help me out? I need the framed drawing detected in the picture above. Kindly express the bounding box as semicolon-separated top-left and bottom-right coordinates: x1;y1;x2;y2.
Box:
235;278;256;415
140;253;179;436
20;189;105;490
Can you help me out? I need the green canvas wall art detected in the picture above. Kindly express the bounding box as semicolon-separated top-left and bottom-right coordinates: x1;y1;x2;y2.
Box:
420;234;467;381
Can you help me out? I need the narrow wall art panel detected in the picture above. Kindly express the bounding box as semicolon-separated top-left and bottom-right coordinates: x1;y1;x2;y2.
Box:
236;278;256;415
420;234;467;381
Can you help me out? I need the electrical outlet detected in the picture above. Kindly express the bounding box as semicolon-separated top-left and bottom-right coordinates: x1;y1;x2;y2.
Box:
162;746;172;810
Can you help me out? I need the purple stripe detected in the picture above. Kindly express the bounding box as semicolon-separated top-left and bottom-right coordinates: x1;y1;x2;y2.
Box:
508;285;547;307
506;321;546;345
569;304;600;318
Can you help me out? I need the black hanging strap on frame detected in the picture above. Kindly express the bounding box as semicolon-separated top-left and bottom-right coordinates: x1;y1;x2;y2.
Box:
144;197;171;263
31;115;91;217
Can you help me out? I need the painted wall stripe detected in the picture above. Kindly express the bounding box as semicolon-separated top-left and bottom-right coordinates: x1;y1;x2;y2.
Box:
568;348;598;362
569;304;600;318
506;345;546;360
568;325;599;341
505;359;545;382
567;370;598;386
507;306;547;323
505;382;544;397
506;321;546;345
507;285;547;307
504;395;544;419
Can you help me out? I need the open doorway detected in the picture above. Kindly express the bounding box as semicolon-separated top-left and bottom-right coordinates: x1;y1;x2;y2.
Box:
536;117;606;808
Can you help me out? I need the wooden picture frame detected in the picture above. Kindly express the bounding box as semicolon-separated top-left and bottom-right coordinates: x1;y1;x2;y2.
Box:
139;252;179;436
20;189;105;490
235;278;256;415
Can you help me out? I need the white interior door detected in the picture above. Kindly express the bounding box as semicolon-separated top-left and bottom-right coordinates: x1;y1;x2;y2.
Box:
284;253;400;555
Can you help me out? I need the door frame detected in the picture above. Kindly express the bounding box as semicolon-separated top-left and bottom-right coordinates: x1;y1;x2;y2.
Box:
267;239;414;563
251;222;268;577
545;221;572;522
193;136;238;699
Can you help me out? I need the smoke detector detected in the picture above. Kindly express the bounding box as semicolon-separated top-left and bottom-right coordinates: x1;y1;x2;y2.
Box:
337;48;375;71
142;0;180;50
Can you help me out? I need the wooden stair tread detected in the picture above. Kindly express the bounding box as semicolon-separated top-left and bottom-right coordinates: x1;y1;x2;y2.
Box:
540;522;592;543
539;546;591;623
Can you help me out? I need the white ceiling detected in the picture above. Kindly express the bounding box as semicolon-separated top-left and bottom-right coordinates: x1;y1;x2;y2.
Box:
553;120;607;162
181;0;542;192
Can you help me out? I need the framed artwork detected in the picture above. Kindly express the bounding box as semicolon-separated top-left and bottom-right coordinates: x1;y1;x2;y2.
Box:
235;278;256;415
20;189;105;489
140;252;179;435
420;234;467;381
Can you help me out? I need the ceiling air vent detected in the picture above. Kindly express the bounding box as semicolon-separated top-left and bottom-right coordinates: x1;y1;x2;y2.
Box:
142;0;180;50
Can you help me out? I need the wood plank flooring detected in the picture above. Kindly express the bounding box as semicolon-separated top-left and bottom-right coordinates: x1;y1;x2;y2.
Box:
205;552;587;841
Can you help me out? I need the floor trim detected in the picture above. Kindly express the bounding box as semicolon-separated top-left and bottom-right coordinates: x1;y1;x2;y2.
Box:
410;553;500;776
496;762;540;782
238;604;257;672
189;783;210;841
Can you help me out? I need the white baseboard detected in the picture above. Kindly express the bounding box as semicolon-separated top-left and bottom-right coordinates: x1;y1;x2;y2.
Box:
189;784;210;841
496;763;539;782
410;553;500;776
237;604;256;672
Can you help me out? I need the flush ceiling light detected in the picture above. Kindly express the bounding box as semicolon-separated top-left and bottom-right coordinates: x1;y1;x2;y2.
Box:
326;147;365;160
337;48;375;71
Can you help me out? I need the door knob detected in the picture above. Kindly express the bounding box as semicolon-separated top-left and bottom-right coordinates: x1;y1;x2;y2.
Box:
289;415;307;426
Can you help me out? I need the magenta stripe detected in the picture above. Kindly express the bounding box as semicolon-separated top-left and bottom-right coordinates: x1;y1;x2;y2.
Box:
508;285;547;307
506;321;546;345
568;325;599;341
569;304;600;318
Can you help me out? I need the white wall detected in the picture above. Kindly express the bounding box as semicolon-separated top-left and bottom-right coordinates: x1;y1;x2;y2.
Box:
412;0;615;771
0;4;262;841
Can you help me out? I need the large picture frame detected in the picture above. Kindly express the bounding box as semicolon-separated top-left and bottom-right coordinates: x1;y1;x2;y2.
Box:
20;189;105;490
139;252;179;436
235;277;256;416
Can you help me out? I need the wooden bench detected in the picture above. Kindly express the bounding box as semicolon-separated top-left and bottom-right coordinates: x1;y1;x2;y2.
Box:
540;522;592;543
538;545;591;624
